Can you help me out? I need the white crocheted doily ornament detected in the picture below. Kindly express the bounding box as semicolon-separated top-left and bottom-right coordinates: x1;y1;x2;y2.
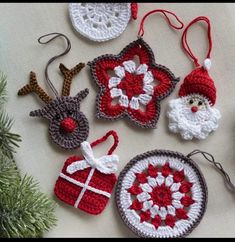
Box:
69;3;132;42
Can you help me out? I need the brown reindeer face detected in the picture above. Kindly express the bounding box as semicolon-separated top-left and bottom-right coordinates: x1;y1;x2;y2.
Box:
18;63;90;149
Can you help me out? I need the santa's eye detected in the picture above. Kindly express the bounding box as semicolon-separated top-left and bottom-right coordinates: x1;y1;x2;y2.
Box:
198;101;203;106
189;99;194;104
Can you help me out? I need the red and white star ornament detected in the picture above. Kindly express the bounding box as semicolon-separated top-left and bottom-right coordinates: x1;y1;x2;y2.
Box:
167;16;221;140
54;130;119;215
88;10;184;128
115;149;207;238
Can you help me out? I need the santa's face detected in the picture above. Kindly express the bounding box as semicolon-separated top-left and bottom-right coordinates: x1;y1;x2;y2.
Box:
167;94;221;140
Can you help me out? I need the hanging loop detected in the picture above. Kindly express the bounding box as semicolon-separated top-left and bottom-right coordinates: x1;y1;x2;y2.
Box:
37;32;72;97
181;16;212;68
187;150;235;192
90;130;119;155
137;9;184;38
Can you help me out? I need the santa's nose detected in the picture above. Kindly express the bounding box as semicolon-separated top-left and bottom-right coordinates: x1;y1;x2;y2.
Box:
60;117;77;133
191;106;198;113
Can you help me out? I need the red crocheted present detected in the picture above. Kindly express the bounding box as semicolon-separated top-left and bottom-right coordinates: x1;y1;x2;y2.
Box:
54;130;119;215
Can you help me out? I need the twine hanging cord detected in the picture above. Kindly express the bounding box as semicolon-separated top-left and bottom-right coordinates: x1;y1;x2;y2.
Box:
37;32;71;97
187;150;235;191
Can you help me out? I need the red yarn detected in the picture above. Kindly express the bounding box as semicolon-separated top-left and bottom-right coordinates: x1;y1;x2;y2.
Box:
131;3;138;20
152;215;162;229
161;162;172;177
130;199;143;210
148;164;158;177
60;117;77;133
165;214;175;228
136;173;148;184
140;211;151;222
150;185;172;207
179;67;216;105
54;130;119;215
179;181;192;193
173;170;185;183
176;208;188;219
128;184;143;195
138;9;184;37
181;16;212;68
181;195;195;207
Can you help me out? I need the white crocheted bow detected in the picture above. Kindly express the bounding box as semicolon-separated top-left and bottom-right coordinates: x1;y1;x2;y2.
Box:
66;141;119;174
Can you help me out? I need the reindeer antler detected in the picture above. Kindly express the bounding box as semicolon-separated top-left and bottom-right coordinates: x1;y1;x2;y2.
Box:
59;62;85;96
18;71;52;104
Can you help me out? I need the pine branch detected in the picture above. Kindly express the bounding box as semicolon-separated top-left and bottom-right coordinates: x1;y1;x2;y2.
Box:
0;175;57;238
0;112;21;158
0;151;20;192
0;72;7;106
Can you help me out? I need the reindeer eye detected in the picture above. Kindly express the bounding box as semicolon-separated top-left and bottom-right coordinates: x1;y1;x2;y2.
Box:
198;101;203;106
54;114;60;120
189;99;194;104
67;110;73;116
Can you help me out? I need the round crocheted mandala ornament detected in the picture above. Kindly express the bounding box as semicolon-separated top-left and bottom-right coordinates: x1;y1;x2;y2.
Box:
69;3;135;42
116;150;207;238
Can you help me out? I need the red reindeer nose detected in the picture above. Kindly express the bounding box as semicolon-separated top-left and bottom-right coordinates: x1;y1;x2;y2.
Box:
60;118;77;133
191;106;198;113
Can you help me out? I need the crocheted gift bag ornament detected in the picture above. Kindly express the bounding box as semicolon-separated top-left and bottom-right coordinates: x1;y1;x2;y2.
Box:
116;149;208;238
69;3;138;42
18;33;89;149
54;130;119;215
167;16;221;140
89;9;184;128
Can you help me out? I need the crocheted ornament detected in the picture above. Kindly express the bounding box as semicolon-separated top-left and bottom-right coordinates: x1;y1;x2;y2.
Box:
18;33;89;149
167;16;221;140
69;3;138;42
54;130;119;215
88;10;184;128
116;149;207;238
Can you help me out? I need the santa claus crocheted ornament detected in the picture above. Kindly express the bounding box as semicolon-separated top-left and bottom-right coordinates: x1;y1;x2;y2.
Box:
88;10;184;128
69;3;138;42
116;149;207;238
18;33;89;149
167;16;221;140
54;130;119;215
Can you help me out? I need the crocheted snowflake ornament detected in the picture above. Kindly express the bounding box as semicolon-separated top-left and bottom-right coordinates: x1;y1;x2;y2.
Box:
89;38;179;128
116;149;207;238
69;3;138;42
167;59;221;140
18;63;89;149
54;131;119;215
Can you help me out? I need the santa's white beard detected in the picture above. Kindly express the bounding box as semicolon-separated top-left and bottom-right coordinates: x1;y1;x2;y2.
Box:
167;97;221;140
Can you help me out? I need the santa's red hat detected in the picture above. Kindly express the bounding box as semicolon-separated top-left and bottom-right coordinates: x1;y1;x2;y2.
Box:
179;64;216;106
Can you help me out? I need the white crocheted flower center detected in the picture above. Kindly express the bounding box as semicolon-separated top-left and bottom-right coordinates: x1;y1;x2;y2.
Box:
69;3;131;42
167;94;221;140
109;60;155;110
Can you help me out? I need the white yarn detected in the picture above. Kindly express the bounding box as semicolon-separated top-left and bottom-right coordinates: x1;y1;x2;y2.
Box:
167;95;221;140
118;155;205;238
203;58;212;71
69;3;131;42
108;60;155;109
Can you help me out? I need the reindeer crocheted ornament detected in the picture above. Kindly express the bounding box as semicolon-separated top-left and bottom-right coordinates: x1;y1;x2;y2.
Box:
18;33;89;150
167;16;221;140
116;149;207;238
88;10;184;128
69;3;138;42
54;130;119;215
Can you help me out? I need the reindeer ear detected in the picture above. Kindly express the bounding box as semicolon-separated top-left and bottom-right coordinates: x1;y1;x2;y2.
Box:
30;108;50;120
75;88;89;102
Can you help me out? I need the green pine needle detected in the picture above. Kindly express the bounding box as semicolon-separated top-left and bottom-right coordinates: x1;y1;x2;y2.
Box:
0;112;21;158
0;151;20;192
0;175;57;238
0;73;7;106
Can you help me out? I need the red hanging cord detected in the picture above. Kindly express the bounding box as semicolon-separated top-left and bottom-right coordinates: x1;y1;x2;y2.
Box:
131;3;138;20
137;9;184;37
181;16;212;68
90;130;119;155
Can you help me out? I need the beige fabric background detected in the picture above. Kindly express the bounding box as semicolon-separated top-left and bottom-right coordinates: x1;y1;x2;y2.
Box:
1;2;235;238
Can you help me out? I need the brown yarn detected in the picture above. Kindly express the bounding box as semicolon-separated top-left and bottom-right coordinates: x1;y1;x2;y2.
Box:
18;71;52;104
59;62;85;96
